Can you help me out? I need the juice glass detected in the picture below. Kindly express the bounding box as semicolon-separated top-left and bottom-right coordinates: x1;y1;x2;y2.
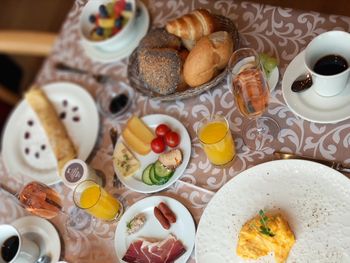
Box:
197;115;236;166
73;180;123;221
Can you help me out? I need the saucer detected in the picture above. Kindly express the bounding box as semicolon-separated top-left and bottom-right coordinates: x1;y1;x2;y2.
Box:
81;0;149;63
12;216;61;262
282;50;350;123
268;66;279;92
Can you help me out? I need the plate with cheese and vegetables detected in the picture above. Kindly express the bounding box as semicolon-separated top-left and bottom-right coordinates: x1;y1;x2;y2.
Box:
112;114;191;193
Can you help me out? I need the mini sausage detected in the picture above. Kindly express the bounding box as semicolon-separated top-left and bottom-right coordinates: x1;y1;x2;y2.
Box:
154;206;170;229
158;202;176;223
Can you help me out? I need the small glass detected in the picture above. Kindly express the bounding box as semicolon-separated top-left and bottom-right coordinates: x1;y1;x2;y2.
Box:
96;81;133;118
227;48;280;150
197;115;236;166
73;180;123;222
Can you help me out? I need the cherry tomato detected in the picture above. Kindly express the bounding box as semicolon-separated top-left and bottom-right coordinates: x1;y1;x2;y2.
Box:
155;124;170;137
151;137;166;153
165;131;180;147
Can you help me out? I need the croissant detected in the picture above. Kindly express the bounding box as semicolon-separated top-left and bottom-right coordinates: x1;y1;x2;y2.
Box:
166;9;215;41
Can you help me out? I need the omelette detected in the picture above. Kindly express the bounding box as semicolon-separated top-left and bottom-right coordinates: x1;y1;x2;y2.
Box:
236;211;295;263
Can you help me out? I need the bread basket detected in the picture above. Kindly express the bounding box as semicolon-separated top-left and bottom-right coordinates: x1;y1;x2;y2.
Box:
127;15;239;101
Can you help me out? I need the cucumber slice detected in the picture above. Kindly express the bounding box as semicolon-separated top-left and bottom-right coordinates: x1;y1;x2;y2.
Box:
150;165;170;185
154;161;173;178
142;164;154;185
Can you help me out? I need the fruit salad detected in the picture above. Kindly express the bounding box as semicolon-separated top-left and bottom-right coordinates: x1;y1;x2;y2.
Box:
88;0;133;41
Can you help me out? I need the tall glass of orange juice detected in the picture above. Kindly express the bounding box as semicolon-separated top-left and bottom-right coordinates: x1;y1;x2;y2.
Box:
197;115;236;166
73;180;123;221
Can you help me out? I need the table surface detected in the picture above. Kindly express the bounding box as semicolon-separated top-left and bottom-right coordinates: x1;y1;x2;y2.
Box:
1;0;350;262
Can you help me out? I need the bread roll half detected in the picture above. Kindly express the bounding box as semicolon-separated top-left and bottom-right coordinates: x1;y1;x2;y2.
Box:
183;31;233;87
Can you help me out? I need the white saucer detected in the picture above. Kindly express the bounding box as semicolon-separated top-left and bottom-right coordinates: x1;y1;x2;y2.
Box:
12;216;61;262
282;50;350;123
81;0;150;63
2;82;99;185
268;66;279;92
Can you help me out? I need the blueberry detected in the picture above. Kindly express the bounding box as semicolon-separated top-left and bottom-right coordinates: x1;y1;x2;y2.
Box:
96;27;104;36
99;4;109;17
89;14;96;23
115;18;122;28
125;2;132;11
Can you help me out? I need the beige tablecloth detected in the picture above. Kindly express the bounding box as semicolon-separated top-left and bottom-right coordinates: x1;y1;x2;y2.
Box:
1;0;350;262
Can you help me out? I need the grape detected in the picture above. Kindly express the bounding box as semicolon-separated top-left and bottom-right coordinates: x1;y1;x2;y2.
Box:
259;53;278;78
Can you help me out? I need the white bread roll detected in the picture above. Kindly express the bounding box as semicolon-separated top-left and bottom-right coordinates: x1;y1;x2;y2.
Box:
183;31;233;87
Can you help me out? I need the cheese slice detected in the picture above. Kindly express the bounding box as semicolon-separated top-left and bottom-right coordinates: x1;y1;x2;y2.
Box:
113;142;140;177
122;127;152;155
125;116;155;145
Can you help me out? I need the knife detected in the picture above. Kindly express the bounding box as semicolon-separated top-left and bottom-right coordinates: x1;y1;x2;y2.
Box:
273;151;350;173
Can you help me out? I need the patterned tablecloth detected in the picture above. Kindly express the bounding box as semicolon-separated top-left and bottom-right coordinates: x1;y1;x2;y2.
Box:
1;0;350;262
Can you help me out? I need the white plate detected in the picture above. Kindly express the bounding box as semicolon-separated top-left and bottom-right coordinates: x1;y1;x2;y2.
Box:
81;0;149;63
268;67;279;92
195;159;350;263
115;196;196;263
1;82;99;185
282;50;350;123
12;216;61;262
113;114;191;193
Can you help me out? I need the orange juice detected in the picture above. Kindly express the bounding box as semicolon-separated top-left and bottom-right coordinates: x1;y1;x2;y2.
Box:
78;183;122;221
198;117;235;165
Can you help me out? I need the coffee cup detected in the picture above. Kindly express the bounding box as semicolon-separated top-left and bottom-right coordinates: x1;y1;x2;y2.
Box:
0;224;40;263
304;30;350;97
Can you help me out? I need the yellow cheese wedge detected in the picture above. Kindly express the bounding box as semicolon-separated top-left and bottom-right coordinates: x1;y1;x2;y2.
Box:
113;142;140;177
122;127;151;155
126;116;155;145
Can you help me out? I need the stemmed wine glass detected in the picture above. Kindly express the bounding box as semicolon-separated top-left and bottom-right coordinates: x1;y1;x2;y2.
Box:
227;48;280;150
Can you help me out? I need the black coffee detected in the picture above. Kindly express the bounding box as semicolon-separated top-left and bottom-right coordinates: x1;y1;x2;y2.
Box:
109;93;129;114
1;236;19;262
313;54;348;75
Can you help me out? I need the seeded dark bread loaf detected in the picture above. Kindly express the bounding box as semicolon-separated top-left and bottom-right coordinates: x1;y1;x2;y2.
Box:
138;48;183;95
138;28;181;50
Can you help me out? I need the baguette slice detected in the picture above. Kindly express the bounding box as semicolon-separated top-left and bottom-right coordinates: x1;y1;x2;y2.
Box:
25;88;76;171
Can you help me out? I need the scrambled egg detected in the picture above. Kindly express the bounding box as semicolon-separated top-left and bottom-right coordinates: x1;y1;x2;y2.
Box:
236;212;295;263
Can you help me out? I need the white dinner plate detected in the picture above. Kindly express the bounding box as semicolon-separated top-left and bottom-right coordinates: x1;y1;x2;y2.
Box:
282;50;350;123
195;159;350;263
13;216;61;262
81;0;149;63
115;196;196;263
1;82;99;185
113;114;191;193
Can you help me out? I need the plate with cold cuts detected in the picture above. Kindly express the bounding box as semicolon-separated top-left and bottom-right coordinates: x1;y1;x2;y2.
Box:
1;82;99;185
195;159;350;263
114;196;196;263
113;114;191;193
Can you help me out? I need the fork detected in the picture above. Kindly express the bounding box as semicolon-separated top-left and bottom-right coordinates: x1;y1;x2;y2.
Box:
109;127;123;188
55;62;112;84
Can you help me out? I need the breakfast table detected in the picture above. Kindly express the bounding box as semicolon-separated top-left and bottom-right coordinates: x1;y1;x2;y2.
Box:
1;0;350;262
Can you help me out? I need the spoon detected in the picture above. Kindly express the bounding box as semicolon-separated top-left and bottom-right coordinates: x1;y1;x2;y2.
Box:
291;73;313;93
36;255;51;263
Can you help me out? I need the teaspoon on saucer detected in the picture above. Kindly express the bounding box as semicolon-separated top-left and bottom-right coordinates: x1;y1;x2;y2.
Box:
291;73;313;92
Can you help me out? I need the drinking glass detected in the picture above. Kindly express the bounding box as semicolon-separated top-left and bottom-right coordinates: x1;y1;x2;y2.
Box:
73;180;123;222
227;48;280;150
197;115;236;166
17;181;93;233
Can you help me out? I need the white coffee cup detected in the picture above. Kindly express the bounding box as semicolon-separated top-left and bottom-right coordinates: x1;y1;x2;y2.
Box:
0;224;40;263
304;30;350;97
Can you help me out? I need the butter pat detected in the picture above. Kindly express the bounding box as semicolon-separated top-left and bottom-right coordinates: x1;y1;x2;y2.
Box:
113;142;140;177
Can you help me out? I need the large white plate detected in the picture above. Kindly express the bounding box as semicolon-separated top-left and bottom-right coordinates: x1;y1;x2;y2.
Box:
195;159;350;263
113;114;191;193
282;50;350;123
13;216;61;262
115;196;196;263
81;0;149;63
1;82;99;185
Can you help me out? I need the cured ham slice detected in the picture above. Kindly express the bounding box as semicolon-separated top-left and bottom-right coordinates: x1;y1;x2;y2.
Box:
122;234;186;263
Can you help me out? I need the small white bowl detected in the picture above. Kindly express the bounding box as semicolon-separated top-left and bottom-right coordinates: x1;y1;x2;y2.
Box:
79;0;136;52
